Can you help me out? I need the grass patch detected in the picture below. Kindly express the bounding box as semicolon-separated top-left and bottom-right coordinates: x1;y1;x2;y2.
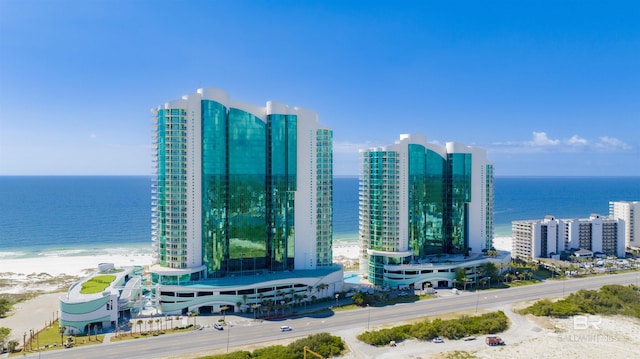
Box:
16;321;105;355
80;275;116;294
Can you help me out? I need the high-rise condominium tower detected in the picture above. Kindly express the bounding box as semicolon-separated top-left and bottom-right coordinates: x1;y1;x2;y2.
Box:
610;201;640;249
359;134;494;285
150;88;334;284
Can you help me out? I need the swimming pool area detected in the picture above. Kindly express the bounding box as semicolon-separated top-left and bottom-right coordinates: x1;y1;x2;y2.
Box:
344;272;363;285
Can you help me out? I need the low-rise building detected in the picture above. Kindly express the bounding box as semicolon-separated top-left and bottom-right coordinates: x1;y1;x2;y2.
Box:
59;264;144;334
512;214;625;260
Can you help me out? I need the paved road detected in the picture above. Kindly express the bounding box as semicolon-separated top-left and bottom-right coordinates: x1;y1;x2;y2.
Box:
19;271;639;359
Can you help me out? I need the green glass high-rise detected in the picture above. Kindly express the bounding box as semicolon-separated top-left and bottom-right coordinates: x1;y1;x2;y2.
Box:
151;88;334;284
360;134;494;286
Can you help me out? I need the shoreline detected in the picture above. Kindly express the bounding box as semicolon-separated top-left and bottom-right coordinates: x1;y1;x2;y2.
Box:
0;238;514;294
0;237;514;277
0;242;152;260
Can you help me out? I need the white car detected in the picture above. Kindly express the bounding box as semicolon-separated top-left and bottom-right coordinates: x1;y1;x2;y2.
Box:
432;337;444;343
280;325;292;332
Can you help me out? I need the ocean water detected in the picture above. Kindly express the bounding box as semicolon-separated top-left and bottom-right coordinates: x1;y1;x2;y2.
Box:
1;176;638;258
0;176;152;258
333;176;640;241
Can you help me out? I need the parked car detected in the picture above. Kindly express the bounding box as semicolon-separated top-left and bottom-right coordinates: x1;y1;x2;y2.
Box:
213;323;223;330
432;337;444;343
280;325;292;332
486;336;505;346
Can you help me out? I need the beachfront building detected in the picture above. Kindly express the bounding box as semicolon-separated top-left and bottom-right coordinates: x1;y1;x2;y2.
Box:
512;214;625;260
60;264;144;334
359;134;503;288
609;201;640;249
149;88;342;314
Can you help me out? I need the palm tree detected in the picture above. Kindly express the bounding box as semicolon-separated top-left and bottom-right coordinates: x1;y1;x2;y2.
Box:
242;294;248;312
147;319;153;334
136;319;143;334
58;325;66;346
462;277;470;290
221;306;229;321
155;318;161;332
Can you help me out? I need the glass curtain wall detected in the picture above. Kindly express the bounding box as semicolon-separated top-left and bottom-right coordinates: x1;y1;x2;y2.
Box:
202;100;228;274
408;144;446;258
446;153;471;253
227;108;268;274
266;114;297;272
202;103;300;277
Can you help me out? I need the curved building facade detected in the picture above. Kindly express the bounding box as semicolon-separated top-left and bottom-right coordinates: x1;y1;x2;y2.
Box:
360;134;494;286
150;88;341;313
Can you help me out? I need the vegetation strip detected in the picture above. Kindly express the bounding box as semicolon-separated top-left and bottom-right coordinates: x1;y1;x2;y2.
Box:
357;311;509;346
519;284;640;318
197;333;345;359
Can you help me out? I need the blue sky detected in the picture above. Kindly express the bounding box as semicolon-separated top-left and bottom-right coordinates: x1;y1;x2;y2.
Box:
1;0;638;176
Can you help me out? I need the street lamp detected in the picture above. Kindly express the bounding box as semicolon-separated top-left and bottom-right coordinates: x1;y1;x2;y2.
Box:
367;304;371;330
335;293;340;307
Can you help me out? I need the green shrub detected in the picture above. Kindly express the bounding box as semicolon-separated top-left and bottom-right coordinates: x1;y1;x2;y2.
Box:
357;311;509;345
520;285;640;319
197;333;345;359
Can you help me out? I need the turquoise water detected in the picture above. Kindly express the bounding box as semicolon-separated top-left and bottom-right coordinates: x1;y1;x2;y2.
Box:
1;176;638;257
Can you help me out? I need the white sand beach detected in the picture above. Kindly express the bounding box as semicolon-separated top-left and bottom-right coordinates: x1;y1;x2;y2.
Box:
0;252;153;294
0;243;361;295
492;236;513;252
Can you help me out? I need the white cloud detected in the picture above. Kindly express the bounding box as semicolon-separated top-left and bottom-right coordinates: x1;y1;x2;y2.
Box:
567;135;588;146
333;140;385;154
527;132;560;146
595;136;632;151
489;131;632;154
